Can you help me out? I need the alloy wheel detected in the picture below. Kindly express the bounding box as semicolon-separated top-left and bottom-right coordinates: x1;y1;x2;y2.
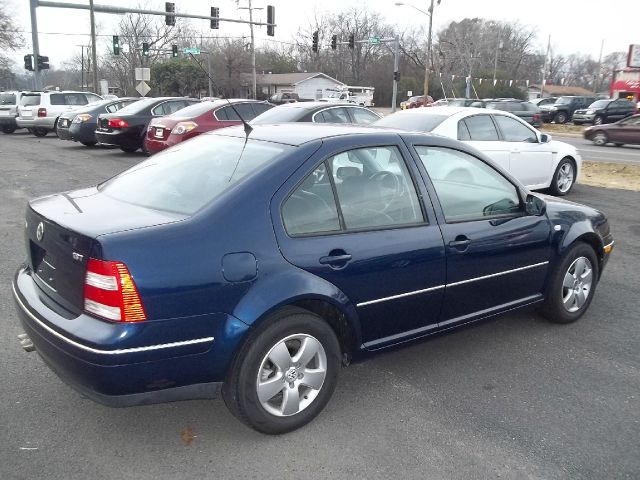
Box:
562;256;593;313
593;132;607;146
556;162;574;193
256;333;327;417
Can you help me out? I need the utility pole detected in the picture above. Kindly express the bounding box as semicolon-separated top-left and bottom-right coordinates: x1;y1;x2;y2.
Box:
239;0;262;99
540;35;551;98
595;38;604;93
29;0;41;90
392;35;400;112
424;0;435;101
493;37;503;84
89;0;99;93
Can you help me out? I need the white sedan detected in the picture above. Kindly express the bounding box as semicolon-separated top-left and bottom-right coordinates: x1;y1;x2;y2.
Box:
375;107;580;195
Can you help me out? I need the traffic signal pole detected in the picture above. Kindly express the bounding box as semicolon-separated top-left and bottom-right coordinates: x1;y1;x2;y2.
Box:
89;0;99;93
29;0;41;90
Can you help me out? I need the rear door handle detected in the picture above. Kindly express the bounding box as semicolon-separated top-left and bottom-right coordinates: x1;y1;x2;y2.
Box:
448;236;471;251
319;251;352;266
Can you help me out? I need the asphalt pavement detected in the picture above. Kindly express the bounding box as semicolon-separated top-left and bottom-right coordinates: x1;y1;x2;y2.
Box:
1;131;639;480
553;134;640;165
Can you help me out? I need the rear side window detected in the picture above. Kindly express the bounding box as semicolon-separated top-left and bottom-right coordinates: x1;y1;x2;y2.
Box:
464;115;499;141
350;108;379;124
21;94;41;106
252;103;272;116
106;100;136;113
235;103;257;120
457;120;471;140
216;105;241;121
317;107;350;123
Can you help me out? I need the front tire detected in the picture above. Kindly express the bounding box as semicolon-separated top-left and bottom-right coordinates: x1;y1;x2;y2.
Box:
81;141;97;147
2;125;16;134
593;115;603;125
539;242;599;324
549;158;576;196
223;307;341;434
120;145;138;153
592;131;608;146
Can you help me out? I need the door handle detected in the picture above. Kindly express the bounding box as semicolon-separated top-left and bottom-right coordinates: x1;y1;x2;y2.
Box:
319;250;352;266
448;236;471;252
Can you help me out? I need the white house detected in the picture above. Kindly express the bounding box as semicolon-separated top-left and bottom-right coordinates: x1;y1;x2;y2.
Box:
242;72;345;100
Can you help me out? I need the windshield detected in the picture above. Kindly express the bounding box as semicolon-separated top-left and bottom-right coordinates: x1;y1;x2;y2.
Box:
374;112;448;132
588;100;611;109
0;93;16;105
99;134;292;215
555;97;573;105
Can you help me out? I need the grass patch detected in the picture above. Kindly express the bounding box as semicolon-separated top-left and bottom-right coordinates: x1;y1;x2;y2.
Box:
580;161;640;191
540;123;585;135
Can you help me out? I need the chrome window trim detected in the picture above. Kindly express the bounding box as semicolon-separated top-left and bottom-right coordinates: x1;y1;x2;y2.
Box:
12;282;214;355
357;261;549;307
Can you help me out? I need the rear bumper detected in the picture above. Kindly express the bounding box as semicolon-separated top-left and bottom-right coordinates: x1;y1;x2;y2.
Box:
68;123;97;143
17;117;56;129
12;266;248;406
95;129;141;148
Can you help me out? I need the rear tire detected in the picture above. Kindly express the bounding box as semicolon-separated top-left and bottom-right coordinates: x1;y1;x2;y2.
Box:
555;112;568;124
593;115;603;125
223;307;341;434
2;125;16;134
33;127;48;137
613;143;624;147
81;141;97;147
539;242;599;324
549;158;576;196
120;145;138;153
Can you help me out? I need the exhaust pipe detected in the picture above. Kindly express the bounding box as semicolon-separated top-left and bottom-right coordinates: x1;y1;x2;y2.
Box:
18;333;35;353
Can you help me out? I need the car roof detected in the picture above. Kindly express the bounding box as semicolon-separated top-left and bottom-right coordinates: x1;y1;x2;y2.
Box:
272;101;361;110
209;123;409;146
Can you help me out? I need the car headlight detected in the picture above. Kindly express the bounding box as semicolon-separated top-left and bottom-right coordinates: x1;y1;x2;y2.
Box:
73;114;93;123
171;121;198;135
586;109;595;114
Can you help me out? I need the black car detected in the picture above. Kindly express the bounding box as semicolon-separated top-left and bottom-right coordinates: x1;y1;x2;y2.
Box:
485;100;542;127
250;101;381;125
56;97;139;146
95;97;199;153
572;98;637;125
539;96;598;124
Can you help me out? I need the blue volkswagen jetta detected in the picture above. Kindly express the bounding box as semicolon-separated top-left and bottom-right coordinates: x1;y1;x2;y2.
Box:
13;124;613;434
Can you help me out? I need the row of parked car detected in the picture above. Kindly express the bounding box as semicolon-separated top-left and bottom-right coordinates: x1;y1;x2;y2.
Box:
398;94;639;127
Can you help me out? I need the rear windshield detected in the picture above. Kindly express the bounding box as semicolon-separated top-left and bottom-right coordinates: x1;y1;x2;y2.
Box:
589;100;611;108
21;94;41;106
251;106;306;124
167;101;217;118
114;97;158;114
99;134;293;215
374;112;448;132
0;93;16;105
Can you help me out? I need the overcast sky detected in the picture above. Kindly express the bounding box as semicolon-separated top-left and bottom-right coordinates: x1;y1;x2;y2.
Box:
6;0;638;69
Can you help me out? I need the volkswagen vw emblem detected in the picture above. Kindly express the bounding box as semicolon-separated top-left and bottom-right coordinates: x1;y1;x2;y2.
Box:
36;222;44;241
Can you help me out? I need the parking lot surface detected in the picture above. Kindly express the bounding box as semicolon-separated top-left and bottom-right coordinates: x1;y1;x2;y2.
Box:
1;132;639;479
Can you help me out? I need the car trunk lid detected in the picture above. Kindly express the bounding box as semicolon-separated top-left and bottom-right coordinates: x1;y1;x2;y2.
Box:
26;187;187;314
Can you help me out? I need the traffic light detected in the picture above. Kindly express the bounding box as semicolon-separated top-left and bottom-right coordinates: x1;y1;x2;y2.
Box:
37;55;50;70
165;2;175;26
112;35;120;55
24;54;34;71
331;35;337;50
312;31;319;53
266;5;275;37
172;44;178;57
210;7;219;29
348;33;355;49
142;42;150;57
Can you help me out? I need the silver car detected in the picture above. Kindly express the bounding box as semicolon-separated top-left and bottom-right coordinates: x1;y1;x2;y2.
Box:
0;91;27;134
16;90;102;137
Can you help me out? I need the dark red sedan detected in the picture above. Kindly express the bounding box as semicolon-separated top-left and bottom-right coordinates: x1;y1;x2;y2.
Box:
144;99;273;154
584;114;640;146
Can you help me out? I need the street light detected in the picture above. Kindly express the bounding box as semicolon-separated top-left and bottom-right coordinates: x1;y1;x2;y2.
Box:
395;1;440;103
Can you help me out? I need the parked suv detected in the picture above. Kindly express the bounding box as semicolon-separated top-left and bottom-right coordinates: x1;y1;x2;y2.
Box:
539;96;598;124
0;91;27;133
572;98;636;125
17;90;102;137
485;99;542;127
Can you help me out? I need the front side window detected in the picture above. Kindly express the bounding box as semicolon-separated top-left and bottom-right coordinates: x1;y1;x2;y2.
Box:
49;94;65;105
416;146;521;222
65;93;88;105
463;115;499;141
494;115;537;142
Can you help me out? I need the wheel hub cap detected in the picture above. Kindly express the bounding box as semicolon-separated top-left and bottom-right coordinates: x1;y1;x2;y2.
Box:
562;256;593;313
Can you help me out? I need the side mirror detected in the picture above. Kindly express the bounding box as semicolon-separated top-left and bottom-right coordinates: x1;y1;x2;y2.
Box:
539;133;551;143
525;194;546;216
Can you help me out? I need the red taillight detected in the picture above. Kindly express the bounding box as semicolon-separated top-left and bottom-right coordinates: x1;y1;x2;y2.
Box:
84;258;146;322
108;118;129;129
37;108;47;117
533;114;540;122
